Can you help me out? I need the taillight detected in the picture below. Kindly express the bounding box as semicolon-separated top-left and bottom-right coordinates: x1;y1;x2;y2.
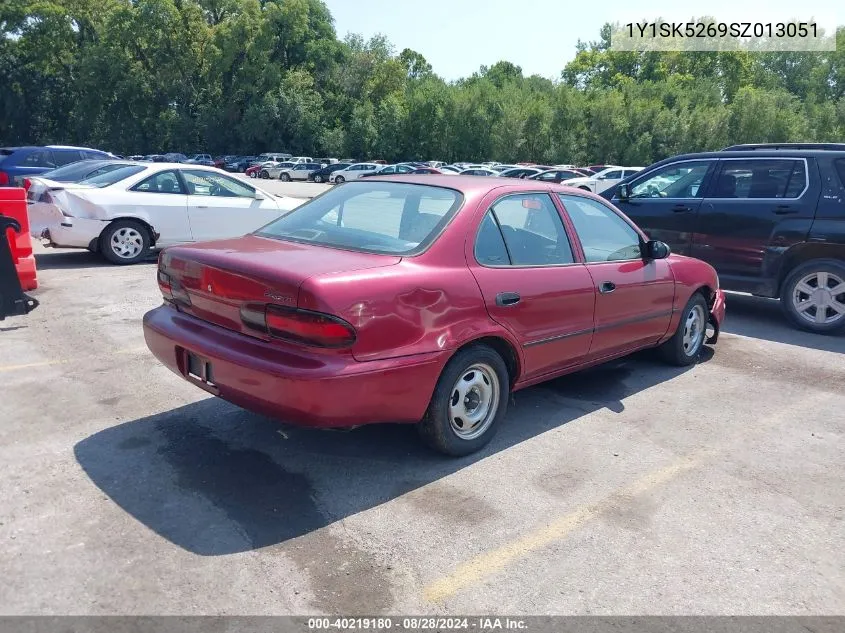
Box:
240;303;356;348
158;257;191;308
0;171;8;186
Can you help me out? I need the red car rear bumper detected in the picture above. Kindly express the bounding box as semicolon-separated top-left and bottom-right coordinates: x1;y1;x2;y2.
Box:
143;305;448;428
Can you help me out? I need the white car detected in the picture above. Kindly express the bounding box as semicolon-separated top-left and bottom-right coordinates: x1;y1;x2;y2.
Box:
459;168;498;177
561;166;644;194
30;164;301;264
329;163;380;184
262;161;295;179
289;156;313;164
275;162;323;181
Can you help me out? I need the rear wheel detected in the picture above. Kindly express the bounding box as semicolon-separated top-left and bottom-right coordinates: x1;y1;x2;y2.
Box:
417;345;509;457
334;175;345;184
780;259;845;334
656;293;708;366
100;220;150;265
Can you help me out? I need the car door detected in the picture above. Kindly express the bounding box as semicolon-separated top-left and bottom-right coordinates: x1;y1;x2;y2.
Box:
126;169;192;245
690;157;817;291
467;192;595;381
180;169;281;241
613;159;716;256
558;193;675;360
290;164;307;180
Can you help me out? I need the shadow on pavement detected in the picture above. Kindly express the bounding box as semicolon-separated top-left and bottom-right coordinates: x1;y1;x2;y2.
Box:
74;349;711;556
35;251;158;270
722;292;845;354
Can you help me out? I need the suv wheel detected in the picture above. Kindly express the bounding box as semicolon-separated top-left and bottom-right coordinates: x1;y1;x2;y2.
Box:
280;172;291;182
334;175;345;184
313;174;323;183
781;259;845;334
260;170;269;179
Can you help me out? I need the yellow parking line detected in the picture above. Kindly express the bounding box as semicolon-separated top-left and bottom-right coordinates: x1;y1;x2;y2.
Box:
422;452;705;603
0;346;149;373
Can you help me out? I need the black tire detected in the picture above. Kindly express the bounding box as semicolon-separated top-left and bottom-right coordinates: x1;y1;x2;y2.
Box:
99;219;150;265
280;172;291;182
260;170;269;179
417;345;510;457
334;175;345;184
313;175;323;183
657;292;709;366
248;171;257;178
780;258;845;334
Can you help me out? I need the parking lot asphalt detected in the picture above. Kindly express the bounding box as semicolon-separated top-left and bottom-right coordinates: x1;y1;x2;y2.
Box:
1;244;843;615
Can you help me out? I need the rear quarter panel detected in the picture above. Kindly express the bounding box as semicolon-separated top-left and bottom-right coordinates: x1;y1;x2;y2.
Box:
299;261;521;363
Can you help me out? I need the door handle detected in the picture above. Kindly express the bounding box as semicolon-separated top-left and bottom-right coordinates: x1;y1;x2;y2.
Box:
495;292;521;307
672;204;693;213
599;281;616;294
773;205;798;215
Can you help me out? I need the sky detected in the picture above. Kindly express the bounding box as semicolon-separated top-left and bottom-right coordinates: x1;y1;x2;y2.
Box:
322;0;839;82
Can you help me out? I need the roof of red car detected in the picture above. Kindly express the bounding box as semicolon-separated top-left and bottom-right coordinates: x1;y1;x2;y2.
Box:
363;174;604;200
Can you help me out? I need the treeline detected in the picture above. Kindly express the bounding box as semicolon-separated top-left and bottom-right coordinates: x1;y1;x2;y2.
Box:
2;1;845;165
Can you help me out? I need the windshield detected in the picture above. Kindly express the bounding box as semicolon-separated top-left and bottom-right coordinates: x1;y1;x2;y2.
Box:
256;181;463;255
78;165;147;188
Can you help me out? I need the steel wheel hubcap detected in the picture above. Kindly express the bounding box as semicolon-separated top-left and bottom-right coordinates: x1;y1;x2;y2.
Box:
682;304;705;356
792;271;845;326
110;227;143;258
448;363;499;441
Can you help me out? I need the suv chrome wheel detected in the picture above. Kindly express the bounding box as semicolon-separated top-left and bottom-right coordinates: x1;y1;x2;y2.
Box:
791;271;845;326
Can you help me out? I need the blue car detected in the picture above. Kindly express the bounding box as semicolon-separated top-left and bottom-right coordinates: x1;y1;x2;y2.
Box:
0;145;114;187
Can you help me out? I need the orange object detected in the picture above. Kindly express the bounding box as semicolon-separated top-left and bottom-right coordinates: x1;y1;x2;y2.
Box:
0;187;37;289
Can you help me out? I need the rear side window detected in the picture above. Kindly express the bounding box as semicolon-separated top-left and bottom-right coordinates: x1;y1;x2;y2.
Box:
476;194;575;267
834;159;845;189
21;150;55;168
257;181;462;255
53;150;84;166
713;159;807;199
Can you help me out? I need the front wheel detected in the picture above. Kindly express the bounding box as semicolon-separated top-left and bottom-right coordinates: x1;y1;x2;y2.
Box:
280;173;291;182
99;220;150;265
313;175;323;183
334;175;345;184
248;171;257;178
780;259;845;334
260;170;269;179
417;345;509;456
656;293;708;366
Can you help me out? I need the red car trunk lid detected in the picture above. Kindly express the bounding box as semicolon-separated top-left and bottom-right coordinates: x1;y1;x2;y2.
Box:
159;235;401;339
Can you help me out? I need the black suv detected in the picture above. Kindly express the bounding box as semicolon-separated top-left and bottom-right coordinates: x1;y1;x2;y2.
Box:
609;144;845;334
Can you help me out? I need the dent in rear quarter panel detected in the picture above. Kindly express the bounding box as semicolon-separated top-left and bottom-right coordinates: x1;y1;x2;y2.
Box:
298;261;517;363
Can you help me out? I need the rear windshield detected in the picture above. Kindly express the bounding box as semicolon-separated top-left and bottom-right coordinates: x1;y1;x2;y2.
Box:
78;165;146;188
256;181;463;255
40;160;112;181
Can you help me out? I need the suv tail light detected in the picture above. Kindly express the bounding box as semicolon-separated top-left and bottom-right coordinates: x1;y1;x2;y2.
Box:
240;303;356;348
0;171;9;186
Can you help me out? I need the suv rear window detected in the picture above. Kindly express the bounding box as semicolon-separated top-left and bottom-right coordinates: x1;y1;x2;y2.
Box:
256;181;463;255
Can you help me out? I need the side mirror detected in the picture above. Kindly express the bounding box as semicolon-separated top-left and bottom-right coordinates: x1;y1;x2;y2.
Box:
617;183;631;200
254;189;267;200
645;239;670;260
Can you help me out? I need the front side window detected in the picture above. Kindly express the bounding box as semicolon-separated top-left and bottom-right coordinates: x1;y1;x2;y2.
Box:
479;194;574;266
182;170;255;198
559;194;642;262
712;159;807;199
132;169;183;194
630;161;713;199
256;181;462;255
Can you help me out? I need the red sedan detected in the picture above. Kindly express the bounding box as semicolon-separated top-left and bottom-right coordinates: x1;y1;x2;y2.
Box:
144;176;726;456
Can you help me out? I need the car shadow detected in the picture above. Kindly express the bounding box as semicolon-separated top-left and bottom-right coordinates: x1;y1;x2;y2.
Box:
722;292;845;354
35;251;158;270
74;348;712;556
